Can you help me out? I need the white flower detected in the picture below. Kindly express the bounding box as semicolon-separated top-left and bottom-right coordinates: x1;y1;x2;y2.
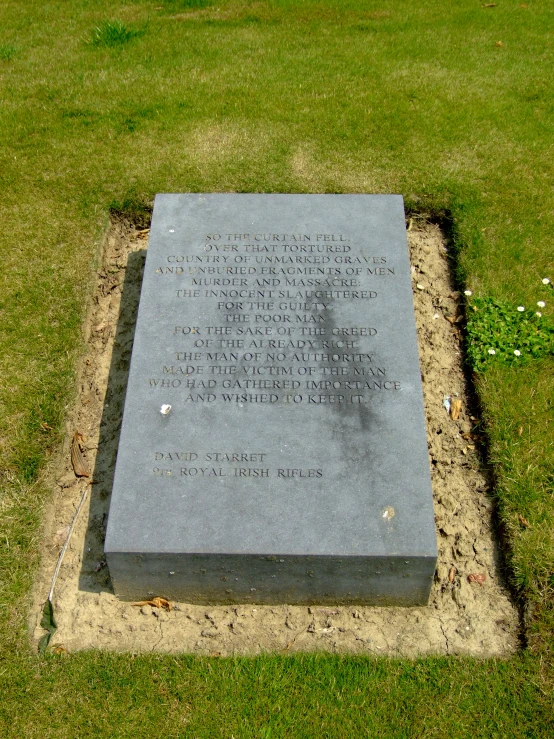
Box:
536;312;542;317
542;278;550;285
464;290;472;296
488;349;496;355
517;306;525;312
537;301;546;308
514;350;521;356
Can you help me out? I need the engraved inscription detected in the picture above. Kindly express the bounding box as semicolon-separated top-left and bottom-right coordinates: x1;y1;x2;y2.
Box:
151;450;322;480
149;233;401;407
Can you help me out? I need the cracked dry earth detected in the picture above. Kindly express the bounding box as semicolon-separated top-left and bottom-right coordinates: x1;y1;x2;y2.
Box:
32;219;519;656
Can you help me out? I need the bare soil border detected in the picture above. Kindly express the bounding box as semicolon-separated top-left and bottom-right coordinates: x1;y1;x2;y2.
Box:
31;217;519;656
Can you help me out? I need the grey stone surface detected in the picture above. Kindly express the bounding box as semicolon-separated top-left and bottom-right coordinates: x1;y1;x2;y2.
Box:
104;194;437;605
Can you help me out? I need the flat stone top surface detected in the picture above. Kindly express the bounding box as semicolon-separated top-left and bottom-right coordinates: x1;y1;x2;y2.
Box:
105;194;437;559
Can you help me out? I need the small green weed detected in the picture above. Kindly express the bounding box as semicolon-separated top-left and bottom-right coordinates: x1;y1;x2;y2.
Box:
0;44;17;60
466;282;554;371
89;20;144;48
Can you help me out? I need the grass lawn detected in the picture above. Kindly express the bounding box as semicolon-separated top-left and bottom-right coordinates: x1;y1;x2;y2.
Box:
1;0;553;735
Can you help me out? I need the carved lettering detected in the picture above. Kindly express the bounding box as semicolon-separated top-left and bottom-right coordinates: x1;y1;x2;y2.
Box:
148;229;401;407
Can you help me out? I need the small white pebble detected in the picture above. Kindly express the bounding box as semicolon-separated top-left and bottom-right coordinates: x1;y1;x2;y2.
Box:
168;228;175;233
433;313;440;320
517;306;525;312
160;404;172;415
537;301;546;308
416;283;425;290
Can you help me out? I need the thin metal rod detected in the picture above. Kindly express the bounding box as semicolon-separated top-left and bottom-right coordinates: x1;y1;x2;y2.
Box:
47;482;89;602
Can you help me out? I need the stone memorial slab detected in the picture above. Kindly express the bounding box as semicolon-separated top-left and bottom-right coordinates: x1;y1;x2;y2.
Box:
104;194;437;605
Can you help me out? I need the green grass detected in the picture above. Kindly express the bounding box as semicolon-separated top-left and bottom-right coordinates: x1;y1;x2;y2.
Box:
5;654;553;738
0;43;17;60
1;0;553;735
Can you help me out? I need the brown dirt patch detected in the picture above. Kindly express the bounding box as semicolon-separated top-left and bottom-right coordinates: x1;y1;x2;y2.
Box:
31;217;519;656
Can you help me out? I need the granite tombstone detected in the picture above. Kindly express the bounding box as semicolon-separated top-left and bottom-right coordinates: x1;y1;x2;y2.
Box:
104;194;437;605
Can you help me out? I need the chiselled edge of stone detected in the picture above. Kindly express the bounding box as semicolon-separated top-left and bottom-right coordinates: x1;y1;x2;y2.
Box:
106;552;437;607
